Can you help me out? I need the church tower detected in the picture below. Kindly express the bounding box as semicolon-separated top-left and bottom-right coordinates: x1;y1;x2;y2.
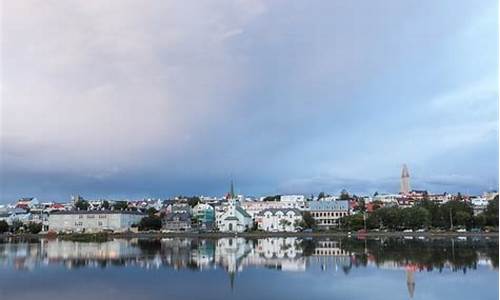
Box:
400;164;410;194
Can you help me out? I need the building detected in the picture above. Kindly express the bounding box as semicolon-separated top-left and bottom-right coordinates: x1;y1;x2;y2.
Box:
256;208;302;232
192;203;215;230
307;201;350;229
401;164;410;194
163;212;192;232
217;200;252;232
48;210;144;233
241;196;306;219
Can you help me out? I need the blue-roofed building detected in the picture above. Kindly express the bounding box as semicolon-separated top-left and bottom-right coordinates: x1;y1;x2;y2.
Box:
306;200;350;229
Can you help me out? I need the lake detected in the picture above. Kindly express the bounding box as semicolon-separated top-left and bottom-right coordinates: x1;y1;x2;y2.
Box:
0;236;497;300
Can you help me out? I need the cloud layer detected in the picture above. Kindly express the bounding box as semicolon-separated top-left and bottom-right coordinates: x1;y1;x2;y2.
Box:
1;0;498;201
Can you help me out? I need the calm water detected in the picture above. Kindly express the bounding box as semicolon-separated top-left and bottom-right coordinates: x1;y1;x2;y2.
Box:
0;236;497;300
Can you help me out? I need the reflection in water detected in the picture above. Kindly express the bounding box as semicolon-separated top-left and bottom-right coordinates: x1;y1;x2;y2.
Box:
0;237;497;299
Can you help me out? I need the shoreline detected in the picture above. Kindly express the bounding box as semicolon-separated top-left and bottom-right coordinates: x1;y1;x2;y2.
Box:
2;231;498;240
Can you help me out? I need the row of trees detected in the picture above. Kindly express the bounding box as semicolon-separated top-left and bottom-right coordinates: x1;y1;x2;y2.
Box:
0;220;43;234
74;199;129;211
341;198;499;231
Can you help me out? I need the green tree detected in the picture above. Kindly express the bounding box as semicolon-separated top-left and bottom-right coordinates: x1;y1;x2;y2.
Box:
138;215;162;231
317;192;325;200
10;220;23;233
187;196;201;207
263;195;281;202
402;207;430;230
340;214;364;231
339;189;350;200
442;200;474;229
146;207;158;216
0;220;9;233
301;212;316;229
484;196;499;227
27;222;43;234
102;200;110;210
113;201;129;211
355;199;366;212
75;199;89;211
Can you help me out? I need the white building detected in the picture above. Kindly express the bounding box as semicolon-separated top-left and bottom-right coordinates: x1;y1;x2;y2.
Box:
307;201;350;229
256;208;302;232
217;200;252;232
373;194;400;204
48;210;144;233
241;196;306;219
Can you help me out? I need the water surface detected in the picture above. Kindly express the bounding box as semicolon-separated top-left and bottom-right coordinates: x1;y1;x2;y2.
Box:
0;236;497;300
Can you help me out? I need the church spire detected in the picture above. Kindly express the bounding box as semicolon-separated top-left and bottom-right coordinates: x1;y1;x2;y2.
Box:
400;164;410;194
230;179;235;199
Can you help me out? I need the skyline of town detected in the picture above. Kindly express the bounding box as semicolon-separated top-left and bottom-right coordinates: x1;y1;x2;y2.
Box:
1;164;497;203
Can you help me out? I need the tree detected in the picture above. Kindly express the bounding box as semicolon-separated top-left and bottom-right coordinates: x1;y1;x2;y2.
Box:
27;222;43;234
301;212;316;229
339;189;350;200
441;200;474;229
317;192;325;200
146;207;158;216
0;220;8;234
355;199;366;212
75;199;89;211
263;195;280;202
102;200;110;210
113;201;129;211
187;196;201;207
138;215;162;231
484;196;499;227
340;214;364;231
402;207;430;230
10;220;23;233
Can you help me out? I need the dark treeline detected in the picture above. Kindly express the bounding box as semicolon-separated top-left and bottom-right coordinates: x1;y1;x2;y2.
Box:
341;197;499;231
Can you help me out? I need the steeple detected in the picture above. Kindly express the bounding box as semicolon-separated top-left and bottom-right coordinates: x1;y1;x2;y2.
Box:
400;164;410;194
230;179;235;199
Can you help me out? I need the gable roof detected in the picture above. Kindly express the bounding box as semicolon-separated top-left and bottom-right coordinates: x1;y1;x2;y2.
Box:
235;206;251;218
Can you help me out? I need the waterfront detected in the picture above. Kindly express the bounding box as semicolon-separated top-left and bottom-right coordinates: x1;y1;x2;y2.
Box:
0;236;497;300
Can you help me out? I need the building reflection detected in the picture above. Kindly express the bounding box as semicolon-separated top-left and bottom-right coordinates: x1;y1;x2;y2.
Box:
0;236;497;298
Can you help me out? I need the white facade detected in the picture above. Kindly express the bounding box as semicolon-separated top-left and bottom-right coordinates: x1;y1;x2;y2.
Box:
241;198;306;219
217;200;252;232
373;194;400;204
256;209;302;232
48;211;144;233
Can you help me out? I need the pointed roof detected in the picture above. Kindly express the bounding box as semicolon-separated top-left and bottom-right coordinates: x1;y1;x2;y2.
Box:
401;164;410;178
230;180;235;199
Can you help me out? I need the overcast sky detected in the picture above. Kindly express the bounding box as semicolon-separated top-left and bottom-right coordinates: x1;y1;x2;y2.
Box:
1;0;498;202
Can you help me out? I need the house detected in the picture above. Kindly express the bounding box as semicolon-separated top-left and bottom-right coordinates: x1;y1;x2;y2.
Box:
256;208;302;232
48;210;144;233
307;200;350;229
217;200;253;232
0;208;31;225
193;203;215;230
16;197;39;210
163;212;192;232
241;196;306;219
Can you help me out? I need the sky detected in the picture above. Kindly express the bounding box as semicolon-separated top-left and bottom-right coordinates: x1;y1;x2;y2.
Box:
0;0;498;202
